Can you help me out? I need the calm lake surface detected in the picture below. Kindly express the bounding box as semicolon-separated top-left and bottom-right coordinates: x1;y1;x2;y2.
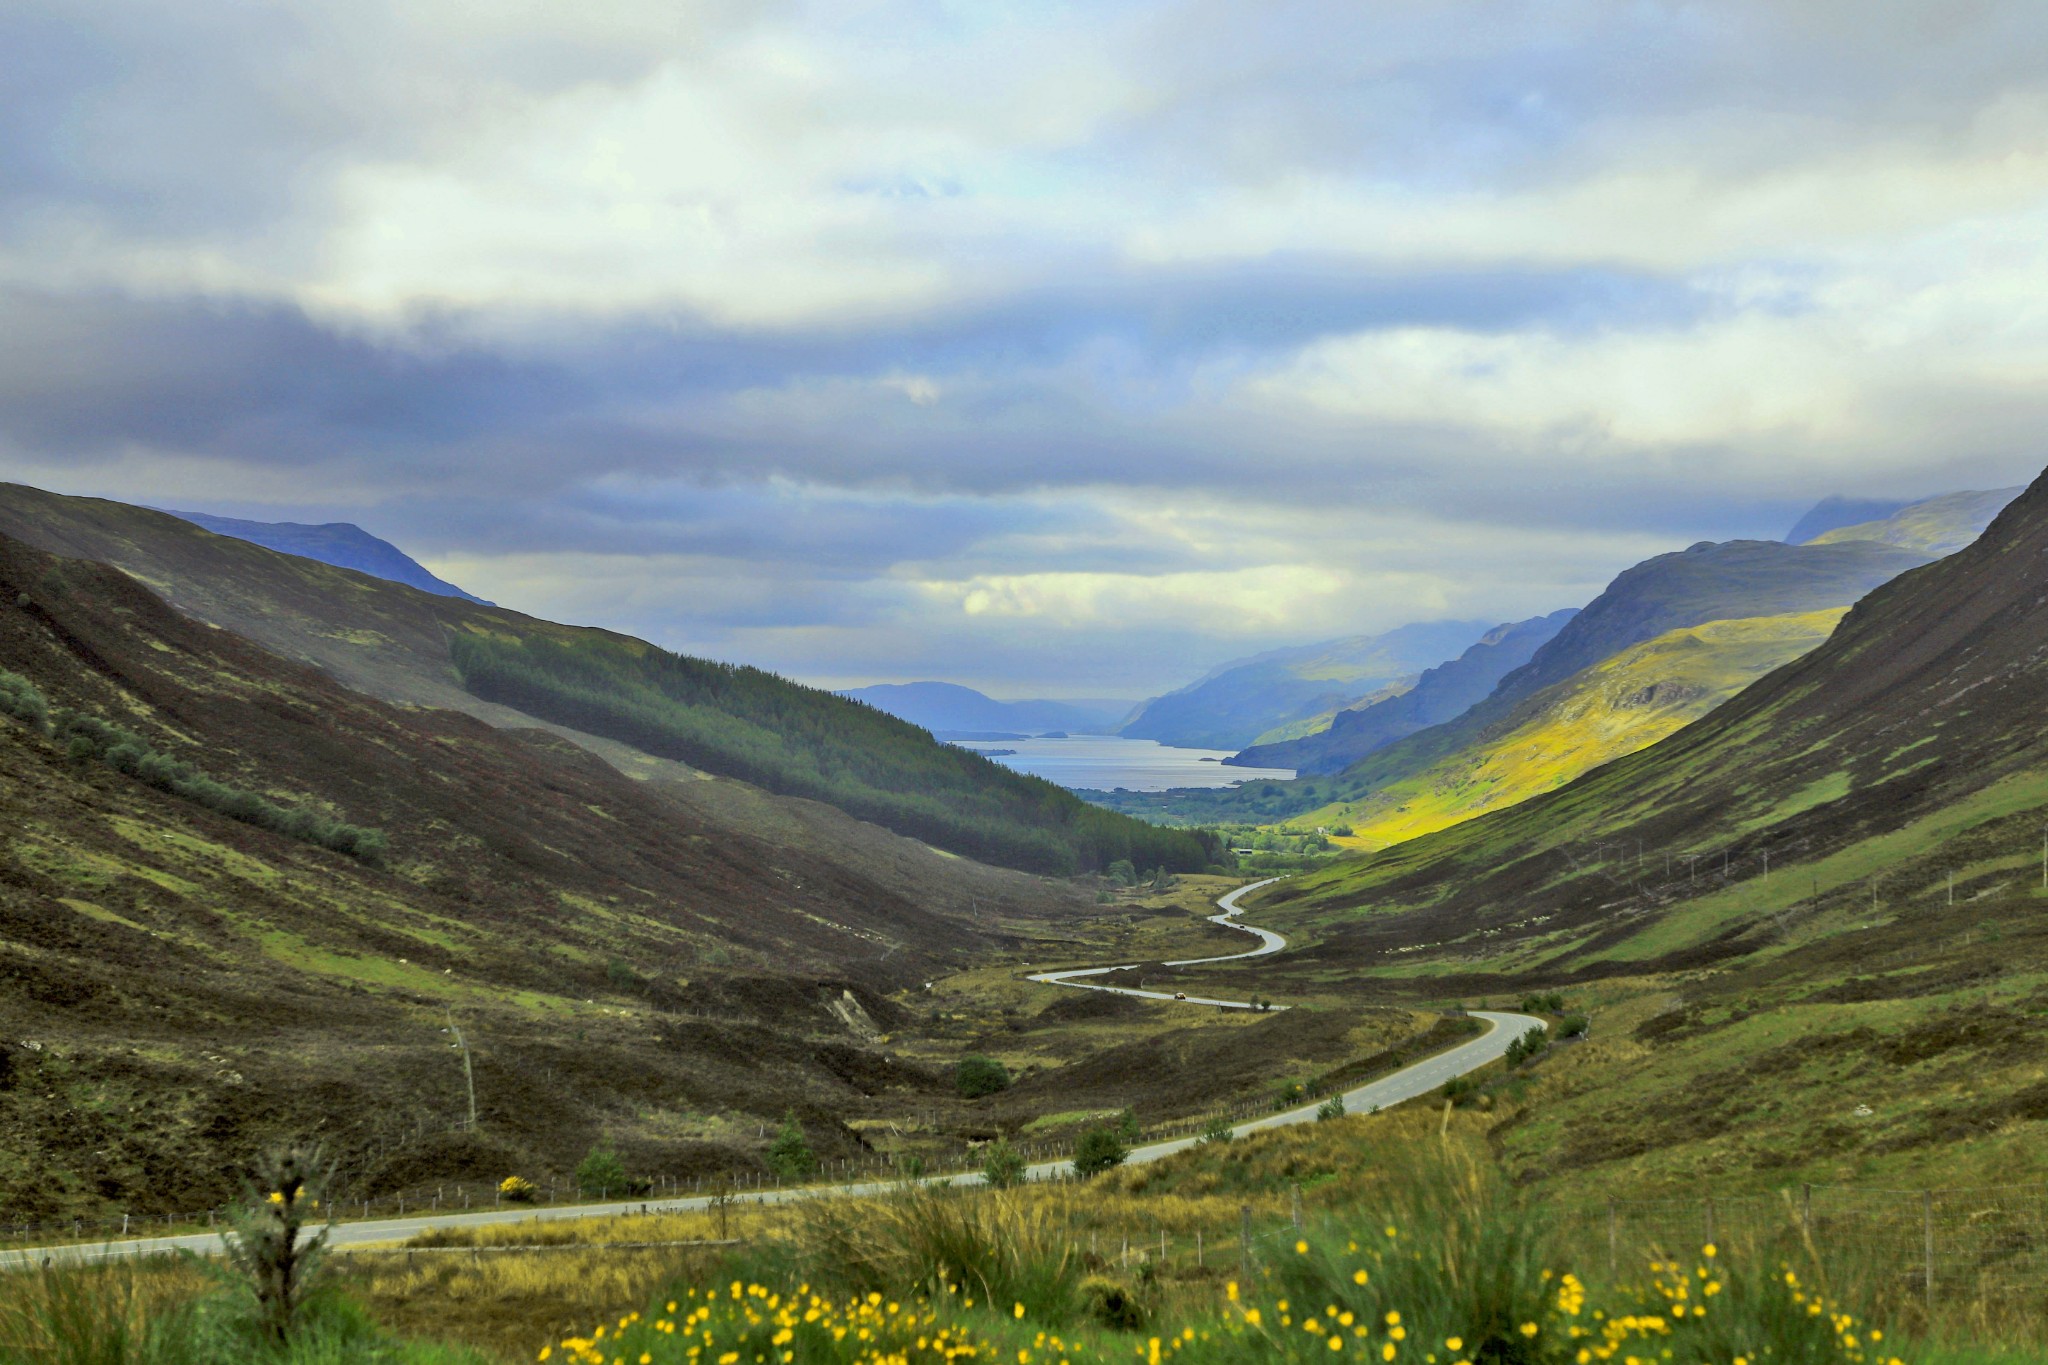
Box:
952;735;1294;792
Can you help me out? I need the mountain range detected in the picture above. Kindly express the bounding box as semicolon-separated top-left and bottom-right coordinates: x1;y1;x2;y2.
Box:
1117;619;1494;752
1093;489;2018;844
1227;610;1578;774
1270;467;2048;967
837;682;1133;736
0;485;1208;880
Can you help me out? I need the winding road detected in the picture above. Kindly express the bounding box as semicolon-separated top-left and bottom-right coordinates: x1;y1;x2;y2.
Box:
1024;876;1291;1008
0;879;1542;1268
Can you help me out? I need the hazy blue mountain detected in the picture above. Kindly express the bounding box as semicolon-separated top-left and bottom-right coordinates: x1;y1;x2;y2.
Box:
164;510;492;604
839;682;1134;736
1227;608;1579;774
1117;619;1494;752
1783;496;1913;545
1803;487;2023;557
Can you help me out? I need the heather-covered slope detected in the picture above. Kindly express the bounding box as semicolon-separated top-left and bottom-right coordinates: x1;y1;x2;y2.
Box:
0;484;1209;876
1228;610;1577;775
0;531;1093;1219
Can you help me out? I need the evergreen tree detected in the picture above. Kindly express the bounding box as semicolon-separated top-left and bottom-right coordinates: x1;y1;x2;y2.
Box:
768;1111;817;1180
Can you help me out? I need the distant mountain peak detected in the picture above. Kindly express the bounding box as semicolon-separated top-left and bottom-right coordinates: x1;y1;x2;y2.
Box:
838;682;1133;736
1784;487;2020;556
1783;496;1914;545
162;510;493;605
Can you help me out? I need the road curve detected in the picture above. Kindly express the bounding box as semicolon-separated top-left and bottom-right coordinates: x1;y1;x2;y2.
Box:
1023;876;1290;1009
1;881;1543;1268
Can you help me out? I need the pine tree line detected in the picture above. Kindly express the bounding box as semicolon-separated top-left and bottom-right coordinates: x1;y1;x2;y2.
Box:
448;631;1217;876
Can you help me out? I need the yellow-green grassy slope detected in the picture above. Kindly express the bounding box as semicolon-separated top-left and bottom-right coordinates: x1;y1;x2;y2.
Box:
1312;608;1847;850
1807;487;2021;555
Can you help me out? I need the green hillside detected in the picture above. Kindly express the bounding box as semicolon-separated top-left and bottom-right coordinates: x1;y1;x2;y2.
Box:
1304;607;1846;849
449;630;1213;875
0;483;1209;877
1806;485;2021;555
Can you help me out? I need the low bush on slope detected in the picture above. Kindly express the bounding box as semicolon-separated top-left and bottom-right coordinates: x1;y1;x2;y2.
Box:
0;668;387;863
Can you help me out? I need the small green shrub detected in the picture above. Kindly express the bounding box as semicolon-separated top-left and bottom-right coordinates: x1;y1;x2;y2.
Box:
1557;1013;1590;1039
1071;1128;1126;1179
1199;1115;1234;1145
1519;990;1567;1013
768;1111;818;1181
0;670;48;729
980;1139;1025;1190
1273;1079;1303;1110
498;1174;536;1203
1315;1094;1346;1121
1440;1075;1480;1108
1503;1026;1547;1068
574;1145;629;1198
956;1055;1011;1098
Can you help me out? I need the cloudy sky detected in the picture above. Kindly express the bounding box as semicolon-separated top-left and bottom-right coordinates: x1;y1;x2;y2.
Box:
6;1;2048;698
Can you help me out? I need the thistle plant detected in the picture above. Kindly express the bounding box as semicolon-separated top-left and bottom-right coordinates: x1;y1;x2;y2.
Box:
221;1143;333;1344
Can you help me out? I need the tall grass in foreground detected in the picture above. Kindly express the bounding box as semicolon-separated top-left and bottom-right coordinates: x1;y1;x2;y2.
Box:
542;1142;1913;1365
0;1261;490;1365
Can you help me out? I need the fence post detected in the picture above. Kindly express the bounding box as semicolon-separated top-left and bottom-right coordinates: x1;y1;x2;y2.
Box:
1291;1183;1302;1231
1606;1197;1617;1279
1240;1204;1253;1281
1801;1184;1812;1237
1924;1190;1936;1323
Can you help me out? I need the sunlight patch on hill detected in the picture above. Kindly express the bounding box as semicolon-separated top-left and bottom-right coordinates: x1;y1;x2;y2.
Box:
1310;608;1848;851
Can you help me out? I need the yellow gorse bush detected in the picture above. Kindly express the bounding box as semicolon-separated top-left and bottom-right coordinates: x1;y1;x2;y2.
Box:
543;1238;1906;1365
541;1281;1020;1365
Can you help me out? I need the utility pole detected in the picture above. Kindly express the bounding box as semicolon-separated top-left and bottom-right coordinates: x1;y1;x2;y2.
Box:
1762;850;1769;886
446;1008;477;1129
